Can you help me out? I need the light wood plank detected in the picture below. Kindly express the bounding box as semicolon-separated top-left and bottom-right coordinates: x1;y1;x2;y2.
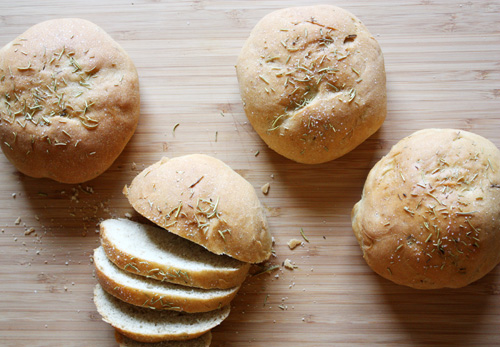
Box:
0;0;499;346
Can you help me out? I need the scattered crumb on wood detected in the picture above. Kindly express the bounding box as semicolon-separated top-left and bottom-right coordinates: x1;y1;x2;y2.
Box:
15;217;21;225
261;182;270;195
288;238;302;250
283;258;297;270
24;227;35;236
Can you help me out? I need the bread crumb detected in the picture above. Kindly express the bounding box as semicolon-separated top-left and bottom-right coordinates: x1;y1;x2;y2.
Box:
131;162;137;170
11;193;16;198
288;238;302;250
261;182;270;195
15;217;21;225
124;212;132;219
283;258;297;270
24;227;35;236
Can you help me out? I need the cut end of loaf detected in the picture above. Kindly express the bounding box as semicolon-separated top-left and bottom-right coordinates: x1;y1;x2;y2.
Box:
124;154;273;263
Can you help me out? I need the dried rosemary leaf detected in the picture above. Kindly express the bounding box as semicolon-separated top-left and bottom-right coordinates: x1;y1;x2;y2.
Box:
300;228;309;242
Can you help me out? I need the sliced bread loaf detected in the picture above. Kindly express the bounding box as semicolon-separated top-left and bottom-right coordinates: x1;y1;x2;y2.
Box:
115;330;212;347
100;219;250;289
94;246;240;313
94;284;230;343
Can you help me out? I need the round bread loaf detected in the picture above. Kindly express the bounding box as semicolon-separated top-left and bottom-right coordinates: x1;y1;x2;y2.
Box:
236;5;386;164
124;154;272;263
0;18;140;183
352;129;500;289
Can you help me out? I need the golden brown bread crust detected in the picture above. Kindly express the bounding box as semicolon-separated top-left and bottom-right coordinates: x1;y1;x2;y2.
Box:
352;129;500;289
0;18;140;183
236;5;386;164
100;226;250;290
124;155;272;263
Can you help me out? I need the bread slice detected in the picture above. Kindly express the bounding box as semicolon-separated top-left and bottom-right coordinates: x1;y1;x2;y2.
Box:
94;246;240;313
115;331;212;347
94;284;230;343
100;219;250;289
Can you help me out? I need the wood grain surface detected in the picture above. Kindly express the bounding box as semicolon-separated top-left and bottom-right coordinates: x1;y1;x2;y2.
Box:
1;1;500;346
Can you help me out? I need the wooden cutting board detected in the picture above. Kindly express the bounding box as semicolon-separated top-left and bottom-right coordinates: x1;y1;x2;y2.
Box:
1;1;499;346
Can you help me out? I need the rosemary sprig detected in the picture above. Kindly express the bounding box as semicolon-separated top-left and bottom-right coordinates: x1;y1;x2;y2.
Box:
253;264;279;277
300;228;309;242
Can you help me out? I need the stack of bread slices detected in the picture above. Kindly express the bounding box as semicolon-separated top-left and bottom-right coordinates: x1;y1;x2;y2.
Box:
93;154;272;346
